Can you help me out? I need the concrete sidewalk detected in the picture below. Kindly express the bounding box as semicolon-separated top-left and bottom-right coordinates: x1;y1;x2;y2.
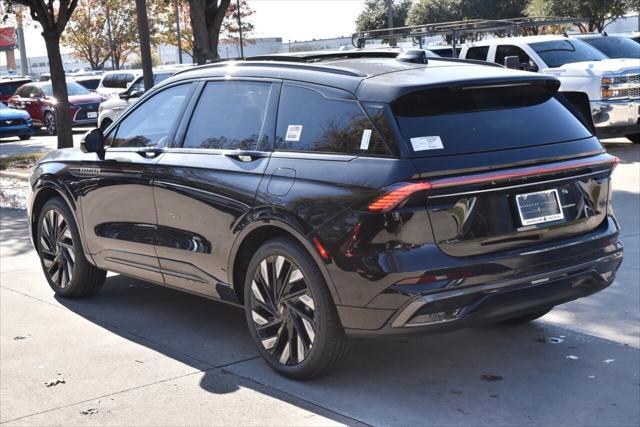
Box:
1;144;638;426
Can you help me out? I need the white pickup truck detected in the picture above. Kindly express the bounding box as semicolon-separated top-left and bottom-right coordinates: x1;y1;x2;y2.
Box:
459;35;639;143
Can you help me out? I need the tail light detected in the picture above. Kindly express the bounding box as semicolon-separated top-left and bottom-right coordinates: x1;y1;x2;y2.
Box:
368;154;618;213
368;182;432;212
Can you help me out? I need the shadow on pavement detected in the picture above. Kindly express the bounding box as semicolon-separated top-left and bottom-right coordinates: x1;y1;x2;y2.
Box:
51;271;639;425
0;208;32;257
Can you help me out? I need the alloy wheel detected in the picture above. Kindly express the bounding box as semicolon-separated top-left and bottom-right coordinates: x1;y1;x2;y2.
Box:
250;255;316;365
45;113;56;135
40;209;75;289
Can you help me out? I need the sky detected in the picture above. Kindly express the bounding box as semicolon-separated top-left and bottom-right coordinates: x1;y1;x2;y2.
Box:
14;0;368;60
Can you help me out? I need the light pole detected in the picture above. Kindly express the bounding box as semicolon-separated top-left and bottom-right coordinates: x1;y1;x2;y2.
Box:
16;9;29;75
135;0;154;90
105;2;116;69
174;0;183;64
236;0;244;58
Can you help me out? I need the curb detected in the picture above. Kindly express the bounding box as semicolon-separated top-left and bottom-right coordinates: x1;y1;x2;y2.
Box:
0;171;29;181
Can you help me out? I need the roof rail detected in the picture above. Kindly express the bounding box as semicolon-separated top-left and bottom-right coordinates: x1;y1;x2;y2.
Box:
173;58;366;78
352;16;588;55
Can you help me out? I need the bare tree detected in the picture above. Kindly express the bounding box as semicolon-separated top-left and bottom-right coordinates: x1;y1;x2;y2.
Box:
188;0;230;64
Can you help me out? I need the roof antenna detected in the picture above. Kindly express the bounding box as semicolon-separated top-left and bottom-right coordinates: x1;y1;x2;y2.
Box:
397;49;428;64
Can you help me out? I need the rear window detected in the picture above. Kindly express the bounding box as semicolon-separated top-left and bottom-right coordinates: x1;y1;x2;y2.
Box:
76;79;100;90
392;83;592;157
0;80;30;96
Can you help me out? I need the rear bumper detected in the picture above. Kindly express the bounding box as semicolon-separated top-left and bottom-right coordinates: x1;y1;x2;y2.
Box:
340;216;623;337
591;100;640;138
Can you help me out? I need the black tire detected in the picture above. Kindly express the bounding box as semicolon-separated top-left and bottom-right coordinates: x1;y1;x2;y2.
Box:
243;238;349;380
19;135;31;141
500;308;552;325
43;112;56;136
626;134;640;144
37;197;106;298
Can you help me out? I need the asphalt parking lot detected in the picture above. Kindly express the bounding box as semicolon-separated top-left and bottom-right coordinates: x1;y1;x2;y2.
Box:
0;136;638;426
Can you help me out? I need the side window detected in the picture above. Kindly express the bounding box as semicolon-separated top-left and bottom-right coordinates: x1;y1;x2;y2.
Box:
466;46;489;61
128;78;144;94
495;45;538;71
275;85;391;156
182;81;272;150
101;75;114;88
111;84;191;148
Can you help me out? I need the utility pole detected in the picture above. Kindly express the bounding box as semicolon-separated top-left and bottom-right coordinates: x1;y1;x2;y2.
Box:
236;0;244;57
135;0;154;90
386;0;396;47
105;2;116;69
174;0;183;64
16;10;29;75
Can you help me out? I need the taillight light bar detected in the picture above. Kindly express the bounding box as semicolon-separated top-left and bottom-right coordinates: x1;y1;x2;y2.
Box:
368;154;618;213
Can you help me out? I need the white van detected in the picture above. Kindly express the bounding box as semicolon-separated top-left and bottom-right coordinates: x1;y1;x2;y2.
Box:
96;70;142;98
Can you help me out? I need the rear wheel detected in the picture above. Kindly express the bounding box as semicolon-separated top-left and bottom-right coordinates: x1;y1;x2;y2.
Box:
43;112;56;136
626;134;640;144
500;308;551;324
244;238;349;379
37;197;106;298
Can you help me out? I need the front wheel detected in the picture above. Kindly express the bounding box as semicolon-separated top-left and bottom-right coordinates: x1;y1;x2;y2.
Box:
244;238;349;380
19;135;31;140
43;112;56;136
626;134;640;144
37;197;106;298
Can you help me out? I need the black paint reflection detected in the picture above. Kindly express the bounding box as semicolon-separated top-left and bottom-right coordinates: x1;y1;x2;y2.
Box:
95;222;212;254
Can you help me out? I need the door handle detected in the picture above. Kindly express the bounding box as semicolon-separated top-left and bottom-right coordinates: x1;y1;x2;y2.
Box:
136;147;165;158
223;151;266;162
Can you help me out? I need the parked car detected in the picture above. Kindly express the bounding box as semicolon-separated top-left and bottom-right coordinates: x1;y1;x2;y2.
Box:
0;102;33;140
460;35;640;143
572;33;640;59
27;52;623;379
98;67;186;131
96;70;142;97
72;75;103;92
0;77;32;105
8;81;102;135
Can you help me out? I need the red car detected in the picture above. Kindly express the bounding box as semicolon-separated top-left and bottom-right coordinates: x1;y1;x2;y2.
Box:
8;81;102;135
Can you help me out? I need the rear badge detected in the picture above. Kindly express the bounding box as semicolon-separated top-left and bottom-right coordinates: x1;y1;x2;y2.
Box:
411;136;444;151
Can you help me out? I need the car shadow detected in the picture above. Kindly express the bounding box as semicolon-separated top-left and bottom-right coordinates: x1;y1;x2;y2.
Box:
51;269;639;425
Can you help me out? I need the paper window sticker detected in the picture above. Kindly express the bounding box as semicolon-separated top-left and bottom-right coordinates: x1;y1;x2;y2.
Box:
285;125;303;142
410;136;444;151
360;129;372;150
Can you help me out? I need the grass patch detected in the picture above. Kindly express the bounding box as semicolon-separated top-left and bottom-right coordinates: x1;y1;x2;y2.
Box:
0;152;44;171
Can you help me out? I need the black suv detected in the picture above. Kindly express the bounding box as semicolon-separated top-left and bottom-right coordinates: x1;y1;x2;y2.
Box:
27;51;623;379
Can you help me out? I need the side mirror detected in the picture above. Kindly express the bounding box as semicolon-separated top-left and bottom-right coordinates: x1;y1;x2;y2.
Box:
81;128;105;159
119;92;130;100
504;56;520;70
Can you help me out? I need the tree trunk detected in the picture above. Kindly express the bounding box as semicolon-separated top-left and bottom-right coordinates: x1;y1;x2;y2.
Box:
44;34;74;149
190;0;210;64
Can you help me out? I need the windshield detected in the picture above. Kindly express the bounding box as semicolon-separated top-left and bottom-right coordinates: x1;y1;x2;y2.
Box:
41;81;90;97
530;39;607;68
582;36;640;59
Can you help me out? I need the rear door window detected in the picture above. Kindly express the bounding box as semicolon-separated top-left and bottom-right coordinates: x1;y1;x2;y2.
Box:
182;81;273;150
466;46;489;61
494;45;538;71
275;84;391;156
392;83;592;157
